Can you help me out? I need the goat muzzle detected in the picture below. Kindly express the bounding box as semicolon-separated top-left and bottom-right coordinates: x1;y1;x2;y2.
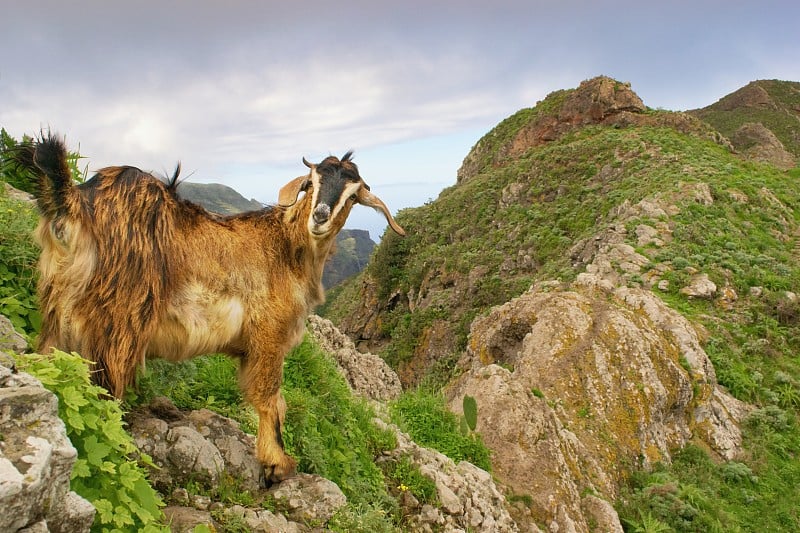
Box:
312;204;331;225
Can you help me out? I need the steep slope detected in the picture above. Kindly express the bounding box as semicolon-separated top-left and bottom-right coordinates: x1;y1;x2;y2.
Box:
326;76;739;386
689;79;800;169
325;76;800;530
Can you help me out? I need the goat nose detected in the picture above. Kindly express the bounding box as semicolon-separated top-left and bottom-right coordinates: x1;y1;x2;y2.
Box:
313;204;331;225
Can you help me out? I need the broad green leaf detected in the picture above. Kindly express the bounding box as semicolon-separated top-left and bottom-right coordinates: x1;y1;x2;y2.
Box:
83;435;112;466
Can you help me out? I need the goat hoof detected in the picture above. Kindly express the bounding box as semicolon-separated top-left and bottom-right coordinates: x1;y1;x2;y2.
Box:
258;457;297;488
259;466;275;489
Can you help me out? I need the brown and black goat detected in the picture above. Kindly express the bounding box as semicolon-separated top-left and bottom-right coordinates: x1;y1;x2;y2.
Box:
19;133;405;486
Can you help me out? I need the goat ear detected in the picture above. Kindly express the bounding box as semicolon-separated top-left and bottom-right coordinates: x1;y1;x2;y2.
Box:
357;187;406;236
278;176;309;207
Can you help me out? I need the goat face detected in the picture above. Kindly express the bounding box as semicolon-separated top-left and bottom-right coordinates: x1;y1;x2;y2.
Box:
278;152;405;238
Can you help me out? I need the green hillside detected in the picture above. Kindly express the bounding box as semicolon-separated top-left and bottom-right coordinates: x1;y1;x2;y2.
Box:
324;76;800;531
690;79;800;165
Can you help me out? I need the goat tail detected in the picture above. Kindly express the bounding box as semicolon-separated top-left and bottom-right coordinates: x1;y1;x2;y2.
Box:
17;132;79;221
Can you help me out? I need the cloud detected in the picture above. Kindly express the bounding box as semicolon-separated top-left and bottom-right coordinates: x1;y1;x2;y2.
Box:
2;0;799;242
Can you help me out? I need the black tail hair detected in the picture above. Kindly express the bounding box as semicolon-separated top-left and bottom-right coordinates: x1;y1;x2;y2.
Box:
28;132;74;219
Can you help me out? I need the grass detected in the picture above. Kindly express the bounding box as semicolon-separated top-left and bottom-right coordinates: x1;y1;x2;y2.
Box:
388;387;492;471
0;186;41;335
134;338;494;530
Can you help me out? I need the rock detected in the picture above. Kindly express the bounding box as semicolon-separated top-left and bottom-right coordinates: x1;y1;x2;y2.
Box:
2;182;35;203
267;473;347;524
307;315;402;401
581;495;624;533
236;507;305;533
0;364;95;532
129;399;262;492
166;426;225;484
635;224;664;247
450;282;750;531
0;315;28;354
680;273;717;299
731;122;796;169
162;506;217;532
375;419;520;532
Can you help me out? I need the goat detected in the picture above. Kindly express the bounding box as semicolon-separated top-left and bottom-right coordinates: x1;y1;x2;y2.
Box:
18;133;405;486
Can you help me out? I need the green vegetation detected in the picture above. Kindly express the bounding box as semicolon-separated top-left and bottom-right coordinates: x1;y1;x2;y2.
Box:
690;80;800;158
0;185;40;334
16;351;168;533
388;388;491;471
324;82;800;531
4;77;800;531
383;454;438;505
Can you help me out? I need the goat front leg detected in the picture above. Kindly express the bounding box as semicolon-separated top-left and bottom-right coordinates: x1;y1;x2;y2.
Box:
241;346;298;487
254;390;297;486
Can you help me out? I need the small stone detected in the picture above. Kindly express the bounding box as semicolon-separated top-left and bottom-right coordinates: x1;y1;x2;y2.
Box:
171;487;190;506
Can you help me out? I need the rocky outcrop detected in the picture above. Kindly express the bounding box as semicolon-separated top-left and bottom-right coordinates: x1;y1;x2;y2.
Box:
307;314;402;401
730;122;796;169
374;419;523;533
0;360;95;532
447;280;751;532
458;76;722;184
127;317;517;531
129;396;346;531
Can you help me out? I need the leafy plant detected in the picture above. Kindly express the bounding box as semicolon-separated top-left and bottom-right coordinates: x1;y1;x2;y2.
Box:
0;127;87;192
15;350;167;532
0;186;40;335
282;336;397;508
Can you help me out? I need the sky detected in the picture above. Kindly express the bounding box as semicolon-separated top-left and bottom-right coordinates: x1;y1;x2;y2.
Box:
2;1;798;240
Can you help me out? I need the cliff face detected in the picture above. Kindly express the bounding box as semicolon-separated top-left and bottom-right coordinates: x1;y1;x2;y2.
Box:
447;280;750;531
322;229;376;288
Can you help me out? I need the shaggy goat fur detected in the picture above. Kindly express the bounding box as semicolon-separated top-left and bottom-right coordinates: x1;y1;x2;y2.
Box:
19;133;405;485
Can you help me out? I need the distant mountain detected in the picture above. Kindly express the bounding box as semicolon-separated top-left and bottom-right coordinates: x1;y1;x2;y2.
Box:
322;229;376;288
177;182;263;214
178;181;374;287
689;79;800;168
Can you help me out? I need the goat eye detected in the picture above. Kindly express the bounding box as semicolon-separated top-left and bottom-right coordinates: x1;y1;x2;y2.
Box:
349;194;357;202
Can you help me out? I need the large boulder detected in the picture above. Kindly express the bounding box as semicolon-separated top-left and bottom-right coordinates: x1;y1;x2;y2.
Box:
447;281;751;532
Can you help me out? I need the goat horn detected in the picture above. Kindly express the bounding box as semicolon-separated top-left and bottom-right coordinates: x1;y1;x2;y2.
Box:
357;187;406;236
278;175;309;207
302;157;314;169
